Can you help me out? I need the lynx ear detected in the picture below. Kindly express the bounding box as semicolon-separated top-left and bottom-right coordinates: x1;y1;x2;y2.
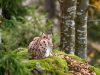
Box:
48;34;52;38
42;33;46;38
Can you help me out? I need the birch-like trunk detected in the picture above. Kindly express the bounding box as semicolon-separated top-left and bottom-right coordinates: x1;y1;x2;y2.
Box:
75;0;89;58
59;0;77;54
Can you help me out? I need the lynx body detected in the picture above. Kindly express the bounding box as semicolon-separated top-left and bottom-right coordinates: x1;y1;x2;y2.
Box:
28;34;53;59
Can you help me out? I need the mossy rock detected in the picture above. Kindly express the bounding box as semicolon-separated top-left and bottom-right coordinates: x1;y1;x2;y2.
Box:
16;48;100;75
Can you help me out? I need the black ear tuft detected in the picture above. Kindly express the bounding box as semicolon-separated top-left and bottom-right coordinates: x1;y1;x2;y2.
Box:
42;33;47;38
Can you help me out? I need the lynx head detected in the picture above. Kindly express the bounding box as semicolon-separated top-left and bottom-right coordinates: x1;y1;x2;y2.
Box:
42;33;53;47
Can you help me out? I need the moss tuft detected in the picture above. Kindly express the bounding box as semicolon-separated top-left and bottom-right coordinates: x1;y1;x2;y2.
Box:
90;66;100;75
22;56;69;75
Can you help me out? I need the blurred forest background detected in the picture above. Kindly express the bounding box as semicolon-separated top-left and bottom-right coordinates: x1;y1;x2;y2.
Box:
0;0;100;69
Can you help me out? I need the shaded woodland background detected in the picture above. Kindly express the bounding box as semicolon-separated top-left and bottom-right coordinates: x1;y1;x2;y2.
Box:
0;0;100;70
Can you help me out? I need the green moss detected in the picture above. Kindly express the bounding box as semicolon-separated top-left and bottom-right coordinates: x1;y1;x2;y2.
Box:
16;48;29;59
15;49;100;75
53;49;66;55
22;56;69;75
90;66;100;75
66;54;86;63
94;68;100;75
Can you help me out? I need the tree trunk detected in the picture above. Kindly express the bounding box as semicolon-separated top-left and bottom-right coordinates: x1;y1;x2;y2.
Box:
0;32;2;50
44;0;56;19
75;0;89;59
59;0;77;54
44;0;56;34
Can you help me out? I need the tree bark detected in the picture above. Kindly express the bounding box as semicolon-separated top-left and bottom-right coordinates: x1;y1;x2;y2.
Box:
44;0;56;34
75;0;89;59
44;0;56;19
59;0;77;54
0;32;2;50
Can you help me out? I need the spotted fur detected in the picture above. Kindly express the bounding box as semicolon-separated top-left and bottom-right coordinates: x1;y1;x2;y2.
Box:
28;34;53;59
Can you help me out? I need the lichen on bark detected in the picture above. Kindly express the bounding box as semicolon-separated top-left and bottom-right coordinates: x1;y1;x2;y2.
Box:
59;0;77;54
75;0;89;59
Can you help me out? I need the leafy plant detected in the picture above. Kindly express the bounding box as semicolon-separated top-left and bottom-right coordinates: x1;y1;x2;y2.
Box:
0;50;30;75
1;7;53;51
0;0;27;19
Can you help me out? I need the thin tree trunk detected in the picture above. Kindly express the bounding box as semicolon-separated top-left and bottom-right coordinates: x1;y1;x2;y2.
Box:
59;0;77;54
0;32;1;44
59;0;65;51
0;32;2;50
75;0;89;59
44;0;56;19
44;0;56;34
